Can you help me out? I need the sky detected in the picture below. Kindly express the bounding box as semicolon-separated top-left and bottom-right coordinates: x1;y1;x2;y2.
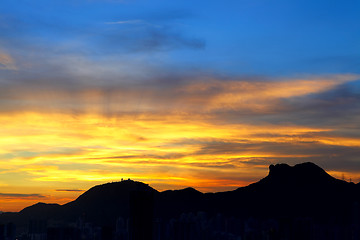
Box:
0;0;360;211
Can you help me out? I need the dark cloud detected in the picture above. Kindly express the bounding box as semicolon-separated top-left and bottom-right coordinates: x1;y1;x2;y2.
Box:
55;189;84;192
208;79;360;129
233;158;272;166
196;140;351;158
97;24;205;53
0;193;46;199
273;81;360;128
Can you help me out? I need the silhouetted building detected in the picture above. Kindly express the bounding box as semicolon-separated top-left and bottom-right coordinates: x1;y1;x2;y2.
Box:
129;191;154;240
115;217;128;240
352;201;360;240
101;225;114;240
28;219;47;240
47;226;80;240
7;223;16;240
0;225;4;240
0;222;16;240
0;223;16;240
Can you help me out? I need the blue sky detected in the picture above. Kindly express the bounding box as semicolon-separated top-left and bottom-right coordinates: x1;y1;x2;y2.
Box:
1;0;359;76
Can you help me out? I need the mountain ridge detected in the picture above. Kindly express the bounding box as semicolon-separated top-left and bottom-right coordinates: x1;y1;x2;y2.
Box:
1;162;359;236
11;162;360;214
16;162;359;214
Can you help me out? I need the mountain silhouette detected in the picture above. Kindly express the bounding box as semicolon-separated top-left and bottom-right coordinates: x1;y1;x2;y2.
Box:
228;162;357;220
1;162;359;238
62;180;157;224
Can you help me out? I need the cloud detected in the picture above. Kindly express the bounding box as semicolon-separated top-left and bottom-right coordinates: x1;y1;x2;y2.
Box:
1;102;359;194
0;52;17;70
0;70;358;139
1;70;357;113
263;79;360;127
186;138;360;173
0;8;204;60
55;189;84;192
0;193;46;199
0;148;86;161
98;23;205;53
0;22;359;192
105;19;143;25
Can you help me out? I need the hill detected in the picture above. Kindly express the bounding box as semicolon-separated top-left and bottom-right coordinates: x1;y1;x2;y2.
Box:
1;162;359;238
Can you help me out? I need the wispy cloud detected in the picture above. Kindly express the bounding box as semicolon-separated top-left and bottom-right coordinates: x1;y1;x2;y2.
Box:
105;19;143;25
0;148;86;161
105;19;162;29
0;52;17;70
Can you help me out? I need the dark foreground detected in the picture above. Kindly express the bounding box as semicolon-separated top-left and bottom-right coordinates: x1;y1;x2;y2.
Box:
1;162;360;240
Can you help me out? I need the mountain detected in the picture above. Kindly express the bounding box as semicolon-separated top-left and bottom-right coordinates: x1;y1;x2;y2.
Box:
62;180;157;224
1;162;359;236
227;162;357;219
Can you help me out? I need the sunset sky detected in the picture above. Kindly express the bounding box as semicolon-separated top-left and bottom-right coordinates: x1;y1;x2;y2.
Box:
1;0;360;211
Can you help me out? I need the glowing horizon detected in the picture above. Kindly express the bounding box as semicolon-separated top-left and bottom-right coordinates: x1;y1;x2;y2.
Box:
1;75;360;211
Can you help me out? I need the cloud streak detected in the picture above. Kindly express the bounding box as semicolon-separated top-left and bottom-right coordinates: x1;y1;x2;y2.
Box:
0;193;46;199
55;189;84;192
105;20;143;25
